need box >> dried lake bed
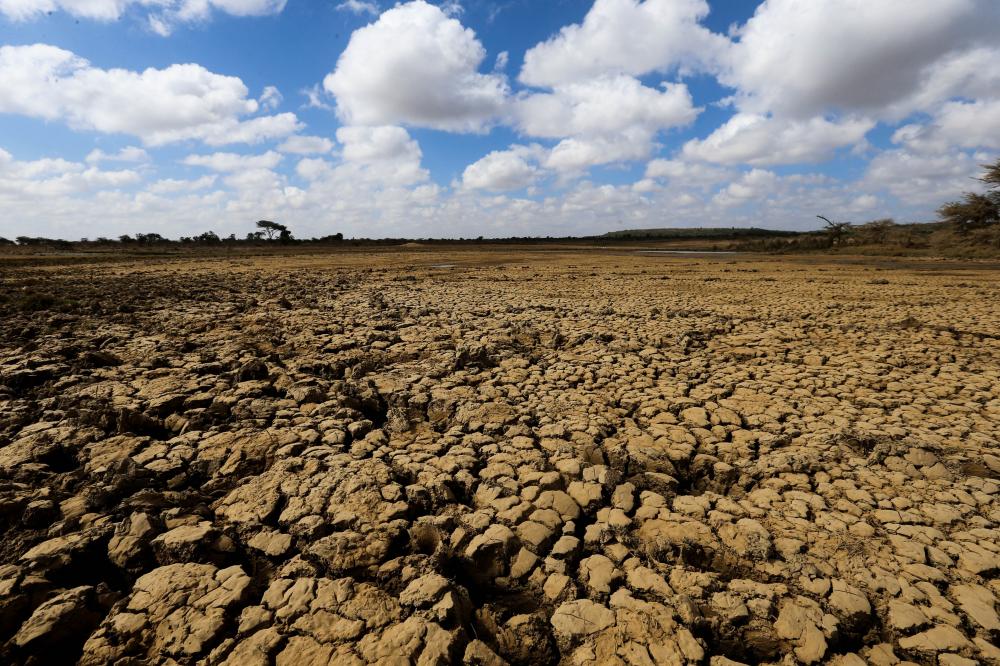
[1,248,998,665]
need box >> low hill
[599,227,800,240]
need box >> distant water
[633,250,738,255]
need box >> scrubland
[1,248,998,665]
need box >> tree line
[3,221,344,247]
[733,158,1000,253]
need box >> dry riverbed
[1,249,999,665]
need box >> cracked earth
[1,249,999,665]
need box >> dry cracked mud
[1,249,999,665]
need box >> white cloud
[462,146,540,191]
[891,46,1000,119]
[542,136,643,173]
[725,0,1000,119]
[514,76,699,171]
[259,85,282,110]
[336,0,378,15]
[439,0,461,17]
[223,166,284,191]
[0,140,964,241]
[148,174,218,194]
[893,99,1000,153]
[0,44,300,146]
[277,135,335,155]
[336,125,411,162]
[6,0,999,240]
[865,149,992,205]
[205,113,300,146]
[0,147,140,198]
[301,83,334,110]
[1,0,131,21]
[850,194,879,212]
[516,76,696,139]
[182,150,283,171]
[644,158,732,189]
[333,125,428,185]
[290,137,437,235]
[323,0,508,132]
[85,146,150,164]
[682,113,874,166]
[519,0,727,88]
[712,168,779,207]
[0,0,288,34]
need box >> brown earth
[1,248,998,665]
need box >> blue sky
[0,0,997,239]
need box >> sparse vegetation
[937,159,1000,242]
[600,226,797,240]
[857,218,895,244]
[817,215,853,247]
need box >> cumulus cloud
[461,146,541,191]
[332,125,428,186]
[277,135,335,155]
[7,0,1000,239]
[644,158,732,189]
[290,126,431,227]
[0,147,140,198]
[682,113,874,166]
[289,126,436,234]
[323,0,508,132]
[222,165,285,191]
[0,44,300,146]
[512,76,699,172]
[208,114,301,146]
[182,150,283,171]
[0,139,963,241]
[725,0,1000,119]
[865,149,993,205]
[712,168,779,207]
[85,146,150,164]
[519,0,727,88]
[542,135,648,173]
[516,76,697,140]
[148,174,218,194]
[0,0,287,34]
[892,99,1000,153]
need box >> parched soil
[0,249,998,666]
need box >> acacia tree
[256,220,288,241]
[135,233,166,244]
[858,218,895,244]
[938,159,1000,236]
[817,215,852,247]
